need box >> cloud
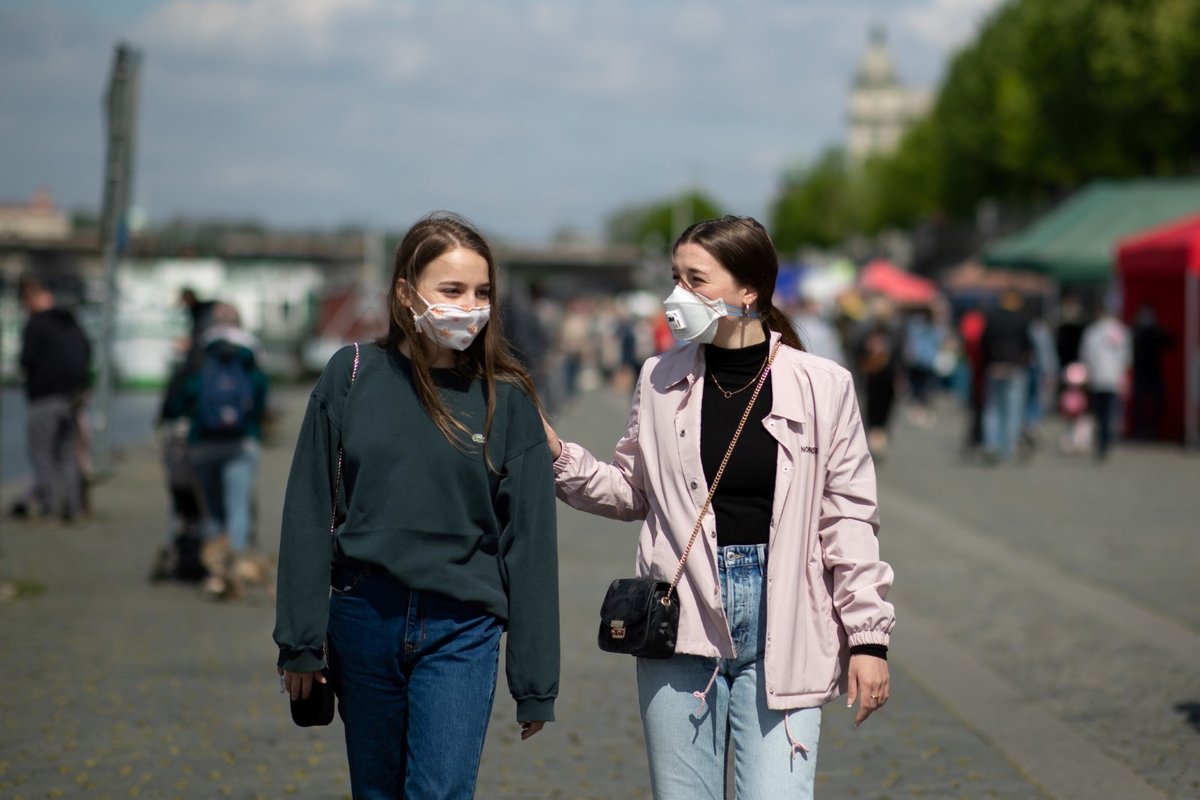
[2,0,999,241]
[136,0,381,62]
[901,0,1005,54]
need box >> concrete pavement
[1,382,1197,799]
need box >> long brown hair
[376,212,542,467]
[673,215,804,351]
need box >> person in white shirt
[1079,306,1131,460]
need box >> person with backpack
[182,302,269,598]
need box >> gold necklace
[709,356,769,399]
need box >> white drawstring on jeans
[783,710,809,759]
[691,662,721,712]
[691,663,810,762]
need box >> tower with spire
[846,25,930,162]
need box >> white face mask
[411,293,491,351]
[662,285,758,344]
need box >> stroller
[150,362,211,584]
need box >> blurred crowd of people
[9,271,1171,586]
[500,287,672,414]
[507,280,1170,467]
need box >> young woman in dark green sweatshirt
[274,213,559,799]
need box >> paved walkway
[1,383,1197,799]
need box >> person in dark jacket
[18,276,91,523]
[1055,296,1086,372]
[274,213,559,798]
[852,297,902,459]
[179,287,217,353]
[979,290,1033,463]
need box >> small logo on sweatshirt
[471,433,486,444]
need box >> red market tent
[1116,214,1200,446]
[857,259,939,307]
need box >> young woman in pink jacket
[544,216,895,799]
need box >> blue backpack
[195,353,255,436]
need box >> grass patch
[0,577,47,600]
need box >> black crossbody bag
[598,341,781,659]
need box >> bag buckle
[610,620,626,640]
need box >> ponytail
[761,304,804,351]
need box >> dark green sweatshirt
[273,343,559,721]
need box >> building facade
[0,190,71,240]
[847,26,931,162]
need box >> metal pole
[93,43,142,477]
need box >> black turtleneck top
[700,337,891,661]
[701,339,775,546]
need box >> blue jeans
[191,439,260,552]
[1025,365,1044,427]
[327,566,502,800]
[983,369,1028,461]
[637,544,822,799]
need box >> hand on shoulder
[540,413,562,460]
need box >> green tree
[768,148,869,253]
[862,118,943,232]
[837,0,1200,234]
[916,0,1200,215]
[605,190,725,254]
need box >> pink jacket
[554,331,894,710]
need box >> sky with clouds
[1,0,1004,245]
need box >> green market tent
[982,179,1200,284]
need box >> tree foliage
[929,0,1200,212]
[768,0,1200,250]
[605,190,726,254]
[769,149,867,254]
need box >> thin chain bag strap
[665,340,782,602]
[329,342,360,538]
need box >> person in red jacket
[958,305,987,455]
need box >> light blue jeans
[637,544,822,799]
[190,438,260,553]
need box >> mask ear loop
[727,298,760,320]
[403,286,427,324]
[410,291,435,317]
